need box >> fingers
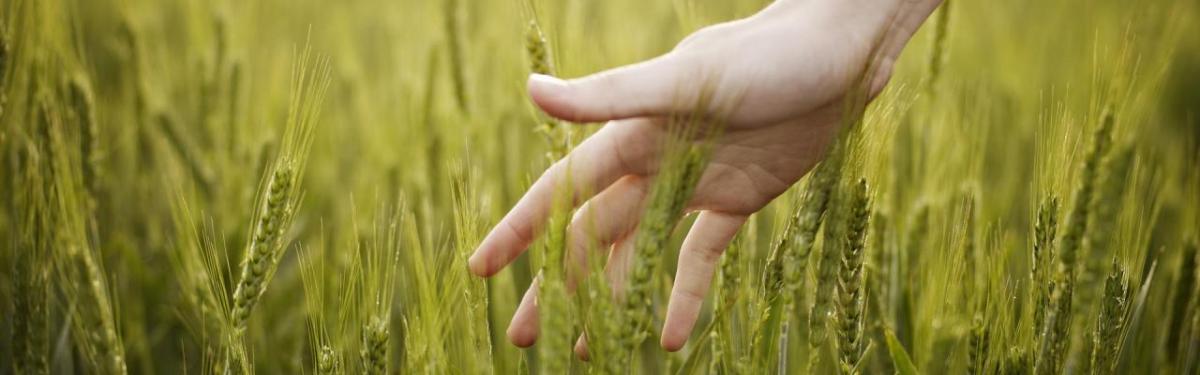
[566,175,649,290]
[574,335,590,361]
[469,120,660,277]
[527,53,694,123]
[508,276,540,347]
[605,232,638,299]
[661,211,747,351]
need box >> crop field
[1,0,1198,374]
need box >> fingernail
[528,73,568,92]
[574,336,590,361]
[467,252,485,276]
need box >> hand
[468,0,942,355]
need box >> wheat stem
[1088,262,1129,375]
[835,179,870,374]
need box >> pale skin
[468,0,944,357]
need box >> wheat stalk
[1031,107,1115,374]
[582,259,621,374]
[967,314,990,375]
[66,75,100,199]
[230,163,295,332]
[443,0,468,113]
[1181,240,1200,374]
[1034,267,1074,375]
[834,179,870,374]
[524,19,554,76]
[449,166,496,372]
[37,78,128,375]
[13,221,51,375]
[1088,261,1129,375]
[1032,196,1060,338]
[317,345,340,375]
[750,161,834,368]
[1086,145,1131,239]
[1058,107,1115,274]
[516,154,575,373]
[620,110,715,361]
[926,0,953,98]
[711,228,746,374]
[360,316,389,375]
[523,17,573,160]
[810,197,845,371]
[229,41,329,338]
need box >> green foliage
[0,0,1197,374]
[885,328,920,375]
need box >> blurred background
[1,0,1197,373]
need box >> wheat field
[1,0,1198,374]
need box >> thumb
[528,53,691,123]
